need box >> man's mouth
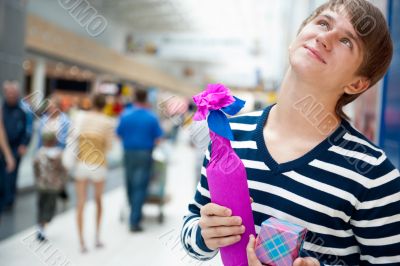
[304,45,327,64]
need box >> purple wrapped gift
[255,217,307,266]
[193,84,256,266]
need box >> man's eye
[341,38,353,48]
[318,20,329,29]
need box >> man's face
[289,10,364,94]
[3,83,20,106]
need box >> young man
[181,0,399,265]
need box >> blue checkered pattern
[255,217,308,265]
[264,234,291,260]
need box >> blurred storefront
[0,0,398,185]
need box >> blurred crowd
[0,80,194,253]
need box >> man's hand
[17,145,27,156]
[293,257,320,266]
[247,234,263,266]
[199,203,245,250]
[247,233,319,266]
[5,154,15,173]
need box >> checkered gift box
[255,217,307,266]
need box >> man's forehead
[318,10,358,34]
[3,82,19,92]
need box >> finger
[206,235,241,249]
[303,257,319,266]
[250,197,254,204]
[202,225,245,239]
[247,235,261,266]
[202,215,242,227]
[201,203,232,217]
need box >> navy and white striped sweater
[181,106,400,265]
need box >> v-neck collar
[253,105,348,174]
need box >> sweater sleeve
[350,157,400,265]
[181,146,219,261]
[20,105,33,146]
[58,114,70,149]
[116,115,124,138]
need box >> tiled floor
[0,130,223,266]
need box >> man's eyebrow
[321,14,334,23]
[344,29,360,49]
[320,13,360,50]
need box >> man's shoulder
[120,108,137,119]
[229,109,264,123]
[335,120,386,157]
[120,108,157,120]
[226,109,265,141]
[327,120,398,179]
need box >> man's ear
[343,78,370,95]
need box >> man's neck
[270,68,341,140]
[135,102,148,108]
[4,101,18,108]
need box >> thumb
[293,257,319,266]
[293,258,306,266]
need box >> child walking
[34,132,68,241]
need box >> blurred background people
[72,94,114,253]
[37,96,71,208]
[116,89,163,232]
[0,108,16,218]
[33,132,67,242]
[1,81,32,210]
[37,96,70,149]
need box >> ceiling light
[22,60,31,70]
[70,66,79,75]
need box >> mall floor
[0,129,223,266]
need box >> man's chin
[291,60,325,76]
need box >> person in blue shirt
[1,81,32,210]
[116,88,163,232]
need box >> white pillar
[31,57,46,105]
[92,76,102,94]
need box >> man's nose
[316,32,334,51]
